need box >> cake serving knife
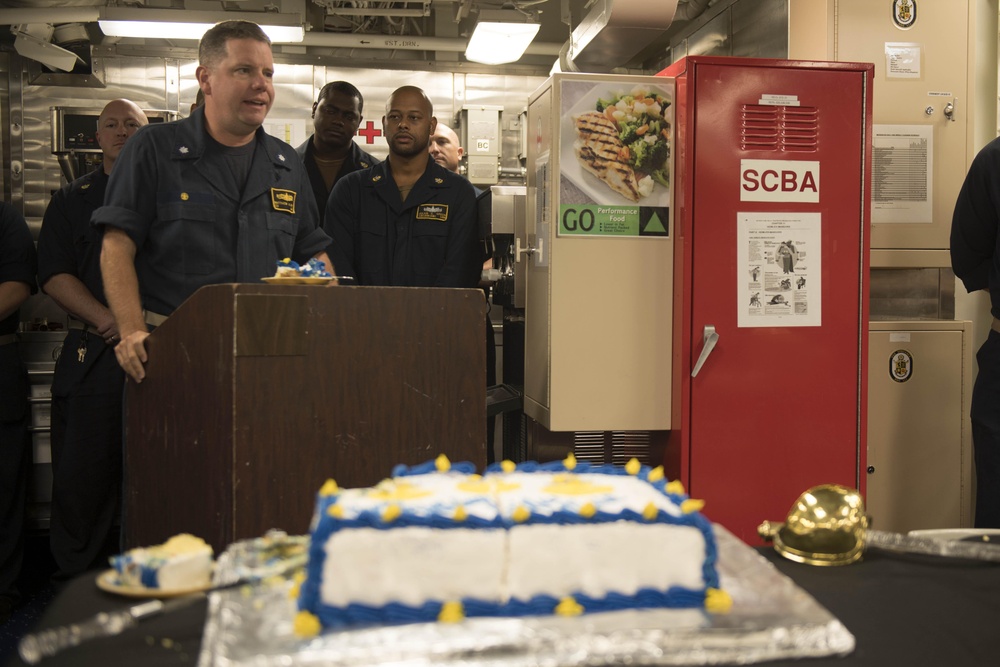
[19,531,309,663]
[18,592,207,664]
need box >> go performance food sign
[557,79,673,238]
[559,204,670,237]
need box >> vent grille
[572,431,653,466]
[741,105,818,152]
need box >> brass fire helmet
[770,484,870,566]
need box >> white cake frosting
[295,456,724,634]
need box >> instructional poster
[737,212,822,328]
[871,124,933,223]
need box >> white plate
[560,82,672,208]
[96,569,213,599]
[261,276,333,285]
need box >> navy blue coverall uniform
[295,137,379,223]
[324,157,481,288]
[951,135,1000,527]
[0,203,37,615]
[92,106,331,317]
[37,167,126,576]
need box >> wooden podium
[123,284,486,552]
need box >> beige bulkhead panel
[524,74,674,433]
[790,0,980,256]
[866,321,974,532]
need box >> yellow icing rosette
[625,458,641,476]
[705,588,733,614]
[293,610,321,637]
[438,600,465,623]
[555,596,584,616]
[681,498,706,514]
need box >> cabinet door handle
[691,325,719,377]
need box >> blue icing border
[299,459,721,621]
[111,554,167,589]
[311,586,708,629]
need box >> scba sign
[740,160,820,203]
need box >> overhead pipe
[301,30,562,56]
[674,0,712,22]
[0,6,562,58]
[325,7,429,18]
[0,9,100,24]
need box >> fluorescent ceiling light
[464,11,540,65]
[98,8,305,43]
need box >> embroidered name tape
[416,204,448,221]
[271,188,296,214]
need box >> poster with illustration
[557,78,672,238]
[737,212,822,328]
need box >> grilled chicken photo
[573,110,642,202]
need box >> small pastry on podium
[263,258,334,284]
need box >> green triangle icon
[644,211,667,234]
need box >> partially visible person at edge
[428,122,468,182]
[324,85,480,289]
[429,122,498,462]
[94,20,333,384]
[951,135,1000,528]
[0,203,38,624]
[37,99,147,581]
[296,81,379,222]
[429,122,495,272]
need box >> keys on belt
[77,330,88,362]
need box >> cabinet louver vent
[573,431,652,466]
[741,105,819,152]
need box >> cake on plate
[273,257,332,278]
[294,455,726,634]
[110,533,213,590]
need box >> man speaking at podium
[94,21,332,384]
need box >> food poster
[737,212,822,328]
[557,78,672,238]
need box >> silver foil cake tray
[197,526,854,666]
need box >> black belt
[0,333,16,346]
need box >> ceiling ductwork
[565,0,683,71]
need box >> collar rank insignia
[360,161,370,168]
[180,192,189,201]
[81,183,90,190]
[434,178,444,184]
[416,203,448,221]
[179,146,189,154]
[372,175,382,182]
[278,154,286,162]
[271,188,296,214]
